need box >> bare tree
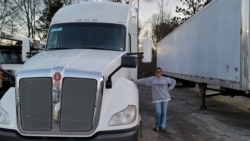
[150,0,174,42]
[173,0,212,25]
[13,0,42,38]
[37,0,65,40]
[158,0,167,24]
[0,0,19,32]
[62,0,76,5]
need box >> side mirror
[142,39,152,63]
[106,55,137,88]
[121,55,137,68]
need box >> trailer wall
[157,0,245,90]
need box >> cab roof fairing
[50,2,134,26]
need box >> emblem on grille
[54,72,61,81]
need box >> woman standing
[132,67,176,132]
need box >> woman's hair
[156,67,162,71]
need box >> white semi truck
[157,0,250,109]
[0,2,151,141]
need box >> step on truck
[0,31,45,97]
[0,2,152,141]
[157,0,250,109]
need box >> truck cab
[0,2,151,141]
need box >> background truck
[0,31,45,96]
[157,0,250,109]
[0,2,151,141]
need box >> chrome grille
[61,78,97,132]
[17,73,102,136]
[19,78,52,131]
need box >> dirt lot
[138,84,250,141]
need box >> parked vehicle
[157,0,250,109]
[0,31,45,96]
[0,2,151,141]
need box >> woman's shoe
[160,128,166,132]
[154,127,159,132]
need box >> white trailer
[0,2,151,141]
[157,0,250,109]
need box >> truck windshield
[46,23,126,51]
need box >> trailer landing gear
[198,83,207,110]
[198,83,221,110]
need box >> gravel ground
[138,84,250,141]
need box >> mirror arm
[126,52,143,59]
[106,65,122,89]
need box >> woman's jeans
[154,101,169,129]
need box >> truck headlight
[0,103,9,125]
[109,105,136,126]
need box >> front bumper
[0,126,139,141]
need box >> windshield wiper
[84,47,108,50]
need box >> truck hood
[20,49,124,74]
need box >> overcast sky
[85,0,182,23]
[139,0,181,23]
